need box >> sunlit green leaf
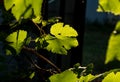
[44,34,78,55]
[4,0,14,10]
[6,30,27,55]
[11,0,33,20]
[79,74,95,82]
[45,35,67,55]
[49,70,78,82]
[49,70,95,82]
[103,68,120,77]
[105,21,120,63]
[38,23,78,55]
[97,0,120,15]
[50,23,78,37]
[32,0,43,17]
[102,72,120,82]
[4,0,43,21]
[102,72,115,82]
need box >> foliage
[0,0,79,81]
[3,0,78,56]
[1,0,120,82]
[36,23,78,55]
[97,0,120,15]
[97,0,120,82]
[49,70,95,82]
[102,72,120,82]
[4,0,43,21]
[49,63,95,82]
[98,0,120,63]
[5,30,27,55]
[105,21,120,63]
[49,0,120,81]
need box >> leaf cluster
[0,0,79,81]
[1,0,120,82]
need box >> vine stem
[24,53,56,75]
[31,20,46,35]
[22,46,61,73]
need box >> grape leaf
[44,35,78,55]
[97,0,120,15]
[32,0,43,17]
[6,30,27,55]
[45,35,67,55]
[42,23,78,55]
[4,0,43,21]
[49,70,95,82]
[4,0,14,10]
[79,74,95,82]
[49,70,78,82]
[50,23,78,37]
[102,72,120,82]
[105,21,120,63]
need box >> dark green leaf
[25,37,31,45]
[73,63,83,78]
[85,63,94,75]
